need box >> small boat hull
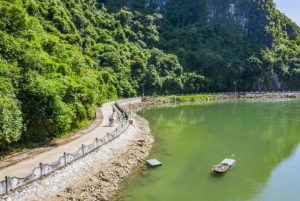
[212,164,230,173]
[212,158,236,173]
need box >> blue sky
[273,0,300,26]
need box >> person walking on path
[121,111,126,120]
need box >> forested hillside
[0,0,184,148]
[104,0,300,91]
[0,0,299,149]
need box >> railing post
[40,163,44,177]
[95,138,98,147]
[64,152,68,165]
[82,144,85,155]
[5,176,10,193]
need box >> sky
[273,0,300,26]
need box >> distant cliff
[102,0,300,91]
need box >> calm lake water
[111,99,300,201]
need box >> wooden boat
[212,158,236,173]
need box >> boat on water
[212,158,236,173]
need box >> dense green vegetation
[0,0,299,152]
[104,0,300,91]
[0,0,199,151]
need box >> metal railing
[0,100,133,195]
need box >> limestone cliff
[101,0,299,91]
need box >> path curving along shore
[0,99,154,201]
[0,115,152,201]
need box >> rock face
[207,0,251,28]
[144,0,168,12]
[249,73,285,91]
[124,0,271,43]
[205,0,276,46]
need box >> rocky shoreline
[51,115,153,201]
[0,113,153,201]
[129,93,300,110]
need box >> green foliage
[0,0,299,151]
[0,2,29,35]
[0,60,23,147]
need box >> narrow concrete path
[0,101,123,181]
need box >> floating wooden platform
[146,159,162,167]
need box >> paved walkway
[0,101,128,181]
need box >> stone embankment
[132,93,300,108]
[0,115,153,201]
[115,93,299,116]
[53,116,153,201]
[231,92,299,99]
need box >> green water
[112,99,300,201]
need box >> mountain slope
[104,0,300,91]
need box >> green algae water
[112,99,300,201]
